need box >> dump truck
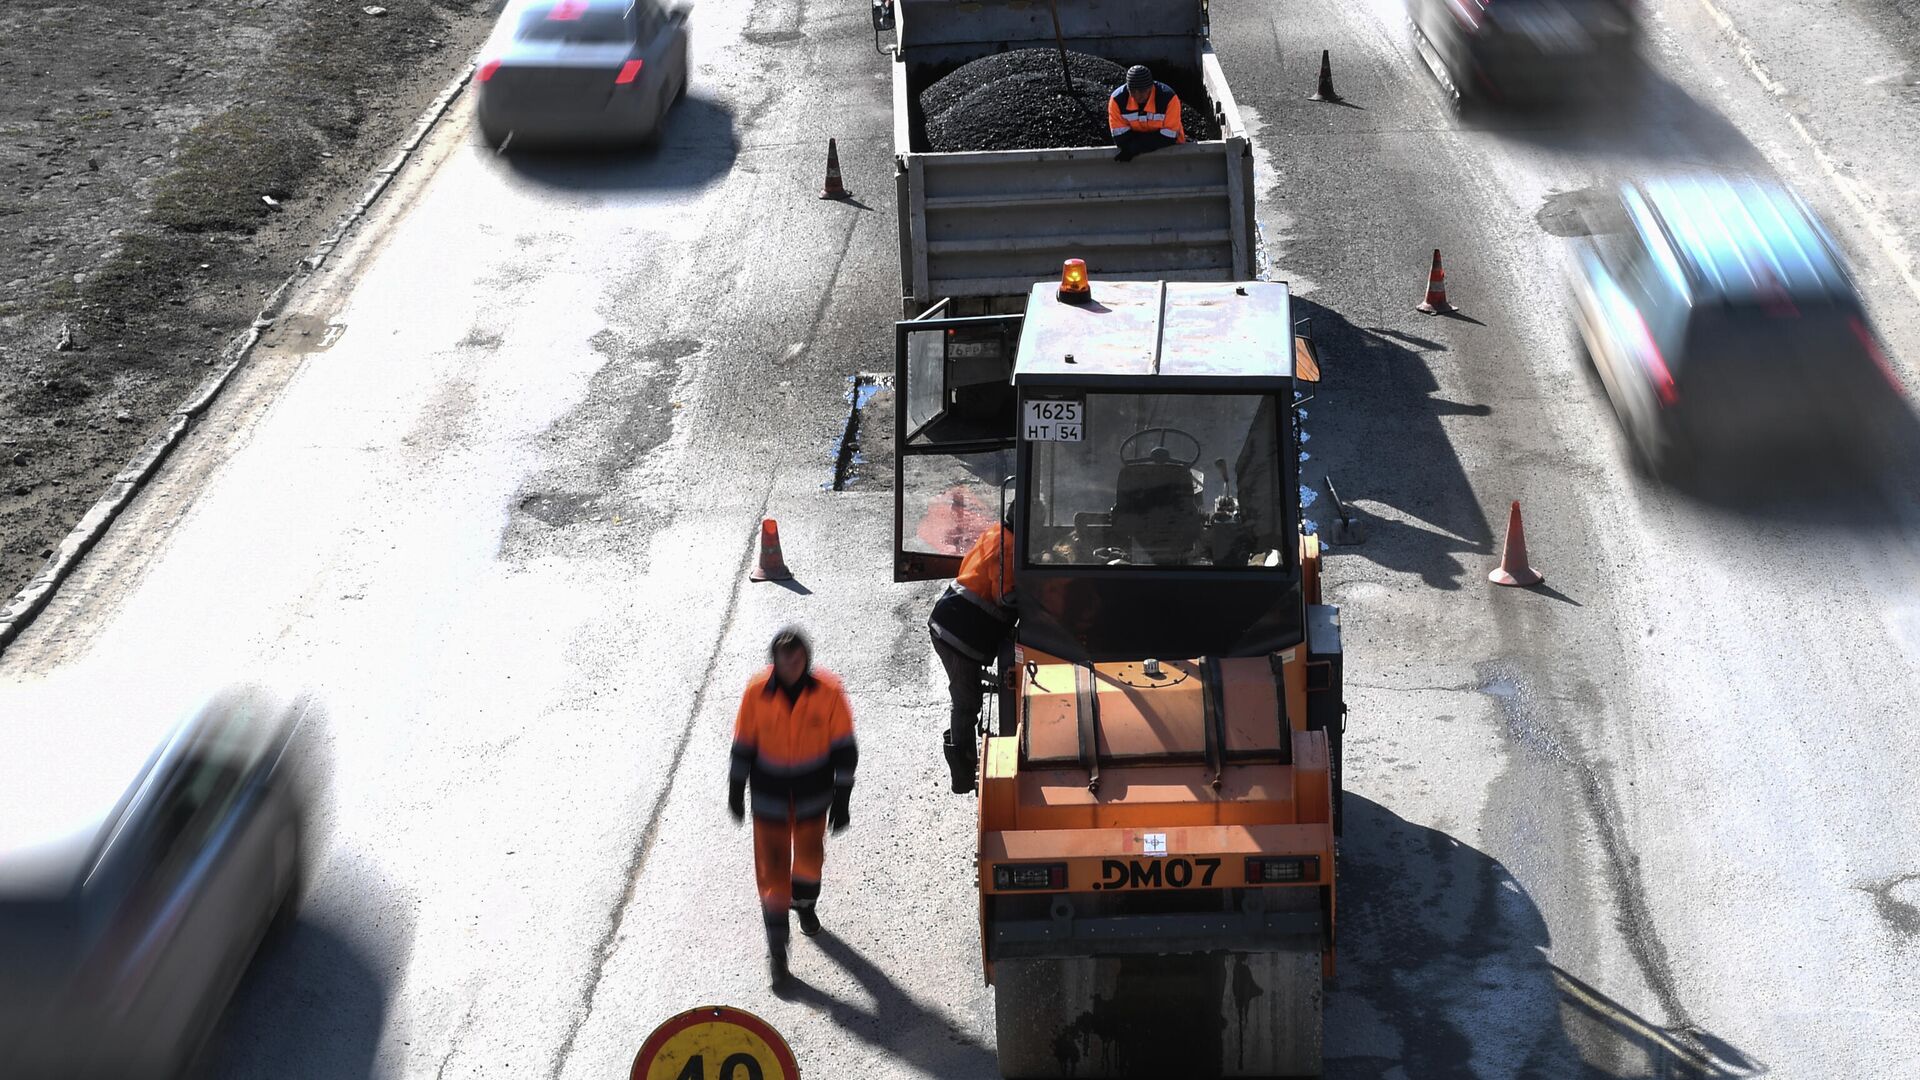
[881,0,1258,316]
[893,267,1345,1077]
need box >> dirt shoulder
[0,0,496,602]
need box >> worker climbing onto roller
[729,628,857,985]
[1109,64,1187,161]
[928,508,1017,795]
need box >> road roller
[894,268,1346,1077]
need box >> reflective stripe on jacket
[1107,82,1187,142]
[731,667,857,821]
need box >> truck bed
[889,0,1257,315]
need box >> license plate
[1091,856,1222,890]
[1023,397,1083,442]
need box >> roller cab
[896,275,1346,1078]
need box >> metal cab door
[893,312,1022,581]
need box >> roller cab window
[1024,391,1288,569]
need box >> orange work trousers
[752,811,825,942]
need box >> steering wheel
[1118,427,1202,467]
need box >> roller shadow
[777,929,999,1077]
[496,95,739,192]
[1329,794,1758,1078]
[1296,298,1494,589]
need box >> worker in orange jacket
[729,628,857,985]
[928,514,1016,795]
[1108,64,1187,162]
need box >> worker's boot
[943,731,977,795]
[765,913,791,985]
[796,904,821,938]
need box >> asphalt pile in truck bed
[921,49,1217,153]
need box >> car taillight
[992,863,1066,890]
[1628,309,1677,406]
[1245,856,1321,884]
[616,59,644,84]
[1851,316,1903,393]
[547,0,588,20]
[477,59,502,83]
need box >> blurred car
[475,0,692,149]
[0,683,313,1079]
[1568,173,1905,478]
[1409,0,1637,107]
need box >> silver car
[475,0,692,148]
[0,682,314,1079]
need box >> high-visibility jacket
[956,523,1015,607]
[930,525,1016,663]
[731,668,857,821]
[1108,82,1187,143]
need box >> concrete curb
[0,64,476,655]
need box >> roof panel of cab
[1012,280,1295,385]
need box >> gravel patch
[0,0,495,601]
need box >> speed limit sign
[630,1006,799,1080]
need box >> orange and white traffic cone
[1416,248,1456,316]
[1488,501,1543,587]
[819,139,851,200]
[1308,50,1341,103]
[750,518,794,581]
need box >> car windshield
[516,2,632,43]
[1025,391,1289,568]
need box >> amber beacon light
[1057,258,1092,304]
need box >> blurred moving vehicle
[0,683,314,1079]
[1409,0,1638,107]
[475,0,692,149]
[1568,173,1905,478]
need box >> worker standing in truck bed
[1109,64,1187,161]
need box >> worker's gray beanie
[1126,65,1153,92]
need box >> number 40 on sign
[631,1006,799,1080]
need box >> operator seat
[1109,448,1205,563]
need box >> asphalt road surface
[4,0,1919,1077]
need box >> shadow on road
[778,929,999,1077]
[1461,54,1766,176]
[496,95,739,192]
[1330,794,1759,1079]
[202,867,416,1080]
[1295,298,1494,590]
[1655,402,1920,536]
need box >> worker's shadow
[776,931,998,1075]
[1329,794,1760,1078]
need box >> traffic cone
[1416,248,1455,316]
[750,518,793,582]
[1308,50,1341,103]
[819,139,850,200]
[1488,501,1543,587]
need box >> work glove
[728,779,746,824]
[829,786,852,834]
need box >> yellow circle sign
[631,1006,798,1080]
